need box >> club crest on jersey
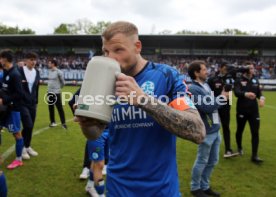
[92,152,99,159]
[252,79,257,84]
[5,76,9,81]
[141,81,155,96]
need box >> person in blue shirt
[69,88,109,197]
[0,157,7,197]
[0,63,4,134]
[75,21,205,197]
[0,49,24,170]
[85,129,109,197]
[188,61,229,197]
[0,73,7,195]
[0,63,3,87]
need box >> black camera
[226,64,250,78]
[218,63,249,92]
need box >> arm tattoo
[138,95,206,144]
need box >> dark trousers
[21,105,37,148]
[47,93,66,124]
[83,141,91,168]
[218,106,231,152]
[236,111,260,157]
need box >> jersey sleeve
[166,68,196,111]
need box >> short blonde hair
[102,21,138,40]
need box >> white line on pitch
[1,118,74,161]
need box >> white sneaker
[224,150,239,158]
[80,167,90,180]
[85,180,99,197]
[49,122,57,127]
[26,147,38,156]
[22,148,30,160]
[102,165,107,175]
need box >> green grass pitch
[1,85,276,197]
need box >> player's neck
[128,56,147,77]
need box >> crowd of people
[14,53,276,80]
[16,55,90,70]
[154,56,276,79]
[0,21,269,197]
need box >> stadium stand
[0,34,276,85]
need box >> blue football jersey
[106,62,191,197]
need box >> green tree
[53,23,78,34]
[176,29,209,35]
[217,28,248,35]
[0,23,35,34]
[159,29,172,35]
[176,28,250,35]
[87,21,111,34]
[53,19,111,35]
[19,28,35,34]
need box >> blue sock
[94,180,105,195]
[0,173,8,197]
[15,138,24,158]
[89,170,94,181]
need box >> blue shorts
[0,111,21,133]
[87,129,109,162]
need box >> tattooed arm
[115,73,205,144]
[138,95,206,144]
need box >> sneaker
[238,149,244,156]
[85,181,99,197]
[62,124,68,130]
[251,156,264,164]
[191,189,208,197]
[203,188,220,197]
[102,165,107,175]
[80,167,90,180]
[223,150,240,158]
[22,148,30,160]
[7,160,23,169]
[26,147,38,156]
[49,122,57,127]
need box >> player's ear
[134,40,142,54]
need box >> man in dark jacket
[208,62,238,158]
[18,52,40,160]
[234,62,265,164]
